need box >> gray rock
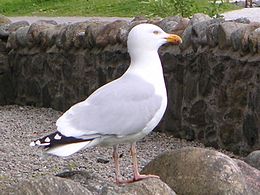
[0,21,29,45]
[0,15,11,25]
[234,159,260,195]
[99,178,176,195]
[234,17,251,24]
[27,22,57,46]
[188,100,207,126]
[161,18,189,38]
[142,147,250,195]
[189,13,211,25]
[131,16,149,22]
[8,21,30,32]
[95,20,129,47]
[230,24,249,51]
[0,38,7,52]
[58,171,175,195]
[61,22,92,50]
[0,25,9,39]
[82,21,109,48]
[38,24,66,49]
[33,19,58,25]
[230,23,260,53]
[160,20,179,33]
[206,23,220,47]
[0,47,14,105]
[56,171,105,193]
[243,114,259,147]
[218,22,248,49]
[179,25,192,51]
[3,175,91,195]
[159,16,189,35]
[3,171,176,195]
[6,31,17,49]
[57,171,176,195]
[219,122,242,151]
[55,25,68,49]
[191,18,224,50]
[245,150,260,170]
[15,26,30,48]
[249,27,260,53]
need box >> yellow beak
[166,34,182,45]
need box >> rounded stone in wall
[245,150,260,170]
[243,114,258,147]
[0,14,11,25]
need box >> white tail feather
[46,141,91,157]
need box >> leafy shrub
[142,0,238,18]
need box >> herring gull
[30,23,182,183]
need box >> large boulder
[3,171,176,195]
[56,171,176,195]
[3,176,91,195]
[234,159,260,195]
[142,147,255,195]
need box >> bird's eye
[153,30,160,35]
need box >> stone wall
[0,14,259,155]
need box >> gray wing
[56,74,162,137]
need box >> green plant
[202,0,237,17]
[142,0,239,18]
[142,0,201,17]
[172,0,199,17]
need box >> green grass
[0,0,240,18]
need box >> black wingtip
[30,131,88,148]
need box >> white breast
[99,51,168,145]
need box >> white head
[127,23,182,53]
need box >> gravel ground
[0,105,208,191]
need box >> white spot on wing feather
[35,139,50,146]
[45,137,50,142]
[54,134,62,140]
[35,140,41,145]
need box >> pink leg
[130,142,159,182]
[113,145,122,184]
[113,143,159,184]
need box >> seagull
[30,23,182,184]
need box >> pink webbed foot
[113,142,160,185]
[132,173,159,182]
[116,173,160,184]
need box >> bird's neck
[127,50,163,78]
[125,50,166,97]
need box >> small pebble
[96,158,110,164]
